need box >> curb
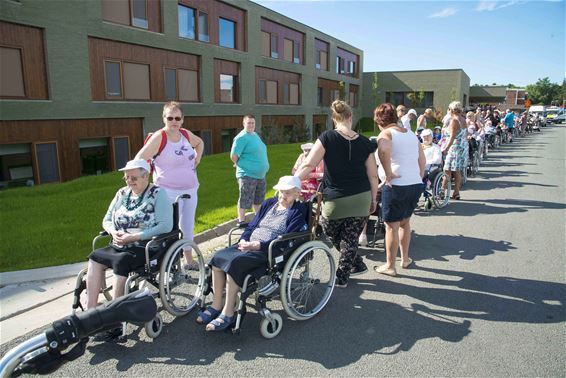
[0,214,253,288]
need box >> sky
[254,0,565,87]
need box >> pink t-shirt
[153,137,198,190]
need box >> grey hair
[448,101,463,113]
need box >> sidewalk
[0,216,248,345]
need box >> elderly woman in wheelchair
[197,176,308,332]
[86,159,173,313]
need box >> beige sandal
[374,264,397,277]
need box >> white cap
[421,129,432,137]
[300,142,314,151]
[119,159,150,173]
[408,109,418,117]
[273,175,302,191]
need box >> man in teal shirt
[503,109,515,143]
[230,115,270,224]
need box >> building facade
[361,69,470,123]
[469,85,528,111]
[0,0,362,187]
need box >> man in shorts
[230,115,270,224]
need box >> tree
[525,77,562,105]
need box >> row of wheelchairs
[0,194,337,376]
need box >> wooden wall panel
[314,38,329,52]
[89,37,199,101]
[261,18,304,64]
[317,78,340,106]
[179,0,246,51]
[0,118,143,182]
[185,115,243,154]
[147,0,162,32]
[0,21,48,99]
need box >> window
[293,41,300,64]
[221,129,236,152]
[113,137,130,170]
[0,144,33,188]
[178,5,195,39]
[259,80,266,103]
[348,61,355,75]
[198,12,209,42]
[104,61,122,98]
[261,31,270,57]
[393,92,404,106]
[266,80,277,104]
[164,68,198,102]
[290,83,299,105]
[0,47,25,97]
[164,68,177,100]
[123,62,150,100]
[425,92,434,107]
[259,80,277,104]
[284,39,293,62]
[220,74,236,103]
[336,56,343,74]
[35,142,60,183]
[270,34,278,58]
[80,138,110,176]
[349,91,357,107]
[317,87,323,106]
[219,18,235,49]
[178,69,198,101]
[193,130,212,155]
[331,89,340,102]
[131,0,148,29]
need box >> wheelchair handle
[175,194,191,202]
[0,290,156,378]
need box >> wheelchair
[198,194,336,339]
[71,195,206,340]
[422,164,450,211]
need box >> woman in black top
[295,100,379,287]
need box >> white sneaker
[358,233,368,246]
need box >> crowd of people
[87,99,535,337]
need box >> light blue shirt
[230,130,269,179]
[504,113,515,128]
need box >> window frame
[270,34,278,58]
[293,40,300,64]
[0,45,26,99]
[130,0,149,29]
[178,4,196,40]
[32,141,61,185]
[218,17,236,49]
[177,68,200,103]
[111,135,131,171]
[163,67,178,101]
[122,60,151,100]
[198,10,210,42]
[103,59,123,99]
[219,73,238,103]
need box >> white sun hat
[273,175,302,191]
[119,159,150,173]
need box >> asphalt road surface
[2,125,565,377]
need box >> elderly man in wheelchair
[421,130,450,210]
[198,176,335,338]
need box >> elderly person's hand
[238,240,261,251]
[112,231,140,246]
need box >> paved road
[2,126,565,376]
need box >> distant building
[361,69,471,122]
[469,86,527,111]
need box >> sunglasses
[165,116,183,121]
[123,175,141,182]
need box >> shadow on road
[84,279,471,370]
[377,266,565,324]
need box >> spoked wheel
[159,239,205,317]
[280,241,336,321]
[461,166,468,186]
[431,171,450,209]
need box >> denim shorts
[381,183,423,222]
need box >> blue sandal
[196,306,221,325]
[206,313,235,332]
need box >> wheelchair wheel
[431,171,450,209]
[259,313,283,339]
[144,313,163,339]
[159,239,205,317]
[280,240,336,321]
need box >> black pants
[320,216,367,282]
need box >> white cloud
[429,7,459,18]
[476,1,524,12]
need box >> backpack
[144,128,191,173]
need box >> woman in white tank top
[373,103,426,277]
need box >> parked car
[551,111,565,124]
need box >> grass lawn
[0,142,304,272]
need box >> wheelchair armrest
[99,231,109,237]
[268,231,312,268]
[150,230,181,243]
[228,224,248,246]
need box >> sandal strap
[197,306,220,323]
[209,314,234,330]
